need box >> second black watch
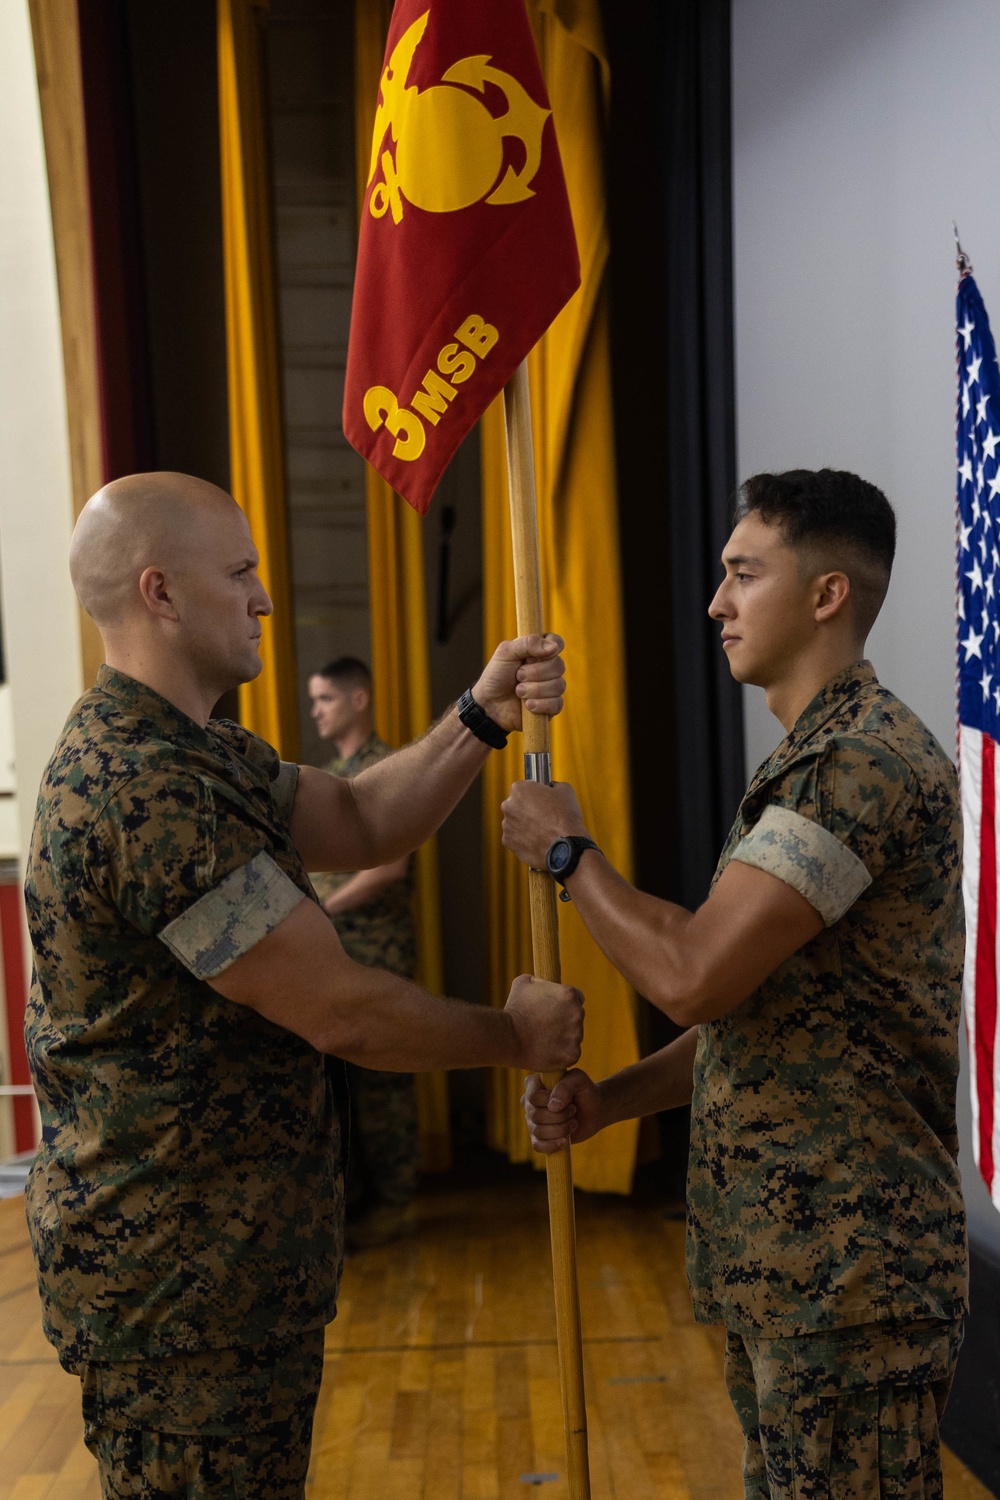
[545,835,600,900]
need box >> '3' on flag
[957,268,1000,1210]
[343,0,580,515]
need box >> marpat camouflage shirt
[24,667,345,1370]
[310,734,416,979]
[687,662,968,1336]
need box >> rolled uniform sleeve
[160,850,304,979]
[271,760,299,823]
[85,768,307,980]
[729,734,920,926]
[731,804,870,925]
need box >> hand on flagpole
[471,633,565,730]
[501,779,589,869]
[522,1069,606,1153]
[502,974,584,1072]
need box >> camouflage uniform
[724,1320,962,1500]
[687,662,968,1497]
[80,1331,324,1499]
[24,666,345,1496]
[312,734,419,1216]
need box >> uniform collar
[96,664,213,750]
[788,660,878,744]
[332,731,380,773]
[747,660,879,794]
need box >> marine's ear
[138,566,180,622]
[813,570,850,624]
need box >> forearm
[348,708,489,861]
[563,856,700,1023]
[295,635,564,871]
[290,717,488,871]
[598,1027,698,1123]
[562,853,825,1026]
[312,963,517,1071]
[523,1027,697,1153]
[211,896,581,1075]
[322,860,407,915]
[214,922,516,1069]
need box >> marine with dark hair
[504,468,967,1499]
[307,657,420,1250]
[313,655,372,695]
[736,466,897,637]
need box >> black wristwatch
[545,835,600,901]
[457,688,508,750]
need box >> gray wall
[732,0,1000,1252]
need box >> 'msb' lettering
[361,316,498,466]
[412,370,457,426]
[437,343,476,385]
[456,316,499,358]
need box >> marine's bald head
[70,472,240,629]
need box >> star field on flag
[957,268,1000,1209]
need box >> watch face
[548,838,573,874]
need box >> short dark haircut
[312,656,372,693]
[734,468,896,637]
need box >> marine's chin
[719,645,747,682]
[239,652,265,684]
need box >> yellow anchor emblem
[368,11,551,223]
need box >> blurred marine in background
[308,657,420,1250]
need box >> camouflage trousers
[80,1330,325,1499]
[724,1318,963,1499]
[345,1061,419,1209]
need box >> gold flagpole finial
[954,222,973,277]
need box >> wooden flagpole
[502,359,591,1500]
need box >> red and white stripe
[961,722,1000,1206]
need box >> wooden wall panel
[28,0,105,689]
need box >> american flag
[957,267,1000,1209]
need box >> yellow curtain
[355,0,450,1171]
[218,0,299,760]
[482,0,639,1194]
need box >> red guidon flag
[343,0,580,515]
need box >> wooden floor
[0,1162,993,1499]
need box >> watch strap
[547,835,600,886]
[457,688,508,750]
[551,835,600,902]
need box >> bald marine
[69,471,273,724]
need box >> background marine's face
[308,676,367,743]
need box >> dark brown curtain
[604,0,741,1192]
[606,0,743,918]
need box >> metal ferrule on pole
[524,751,552,785]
